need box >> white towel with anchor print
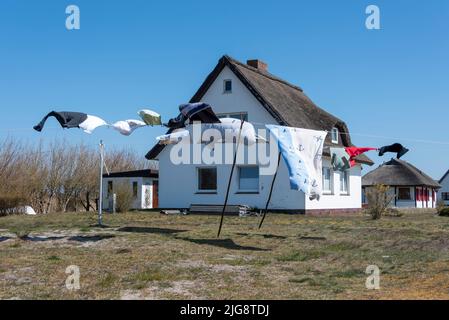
[266,125,327,201]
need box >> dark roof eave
[102,169,158,179]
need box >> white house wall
[363,185,436,209]
[157,143,305,210]
[306,161,362,210]
[102,177,156,210]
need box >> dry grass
[1,210,449,300]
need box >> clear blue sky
[1,0,448,179]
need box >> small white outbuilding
[102,169,159,210]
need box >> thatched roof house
[146,55,374,213]
[362,158,441,209]
[146,55,373,165]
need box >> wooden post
[259,152,282,229]
[217,120,245,238]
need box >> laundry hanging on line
[345,147,378,167]
[166,103,221,129]
[33,111,108,134]
[111,119,148,136]
[156,129,190,145]
[266,125,327,201]
[191,118,257,147]
[138,109,162,126]
[378,143,409,159]
[330,147,351,171]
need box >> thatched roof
[362,159,441,188]
[146,55,373,165]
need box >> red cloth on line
[345,147,377,167]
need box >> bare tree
[0,138,148,215]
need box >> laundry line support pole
[217,120,245,238]
[98,140,105,227]
[259,152,282,229]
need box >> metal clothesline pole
[98,140,104,227]
[259,152,282,229]
[217,119,245,238]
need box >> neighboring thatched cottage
[362,159,441,209]
[146,55,374,214]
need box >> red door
[152,181,159,208]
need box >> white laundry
[156,129,190,145]
[266,125,327,201]
[190,118,257,147]
[111,119,147,136]
[79,115,108,134]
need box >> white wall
[156,65,363,211]
[102,177,157,210]
[306,161,362,210]
[157,143,305,210]
[363,186,437,209]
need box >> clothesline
[1,121,449,146]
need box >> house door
[152,181,159,208]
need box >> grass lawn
[1,210,449,300]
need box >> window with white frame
[322,167,333,194]
[223,79,232,93]
[340,171,349,194]
[442,192,449,201]
[331,127,339,144]
[197,167,217,192]
[238,166,259,192]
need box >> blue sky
[0,0,448,179]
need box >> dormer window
[331,127,339,144]
[223,79,232,93]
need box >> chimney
[247,59,268,72]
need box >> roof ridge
[224,55,304,92]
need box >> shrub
[0,194,27,216]
[114,181,134,213]
[436,200,447,215]
[365,184,396,220]
[438,207,449,217]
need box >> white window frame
[331,127,339,144]
[237,166,259,193]
[322,167,333,195]
[197,167,217,193]
[223,79,232,94]
[340,171,350,195]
